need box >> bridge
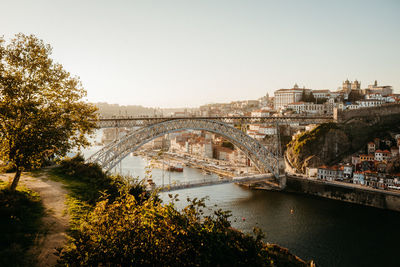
[88,116,332,189]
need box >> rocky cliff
[286,115,400,173]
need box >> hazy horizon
[2,0,399,108]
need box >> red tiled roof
[288,102,306,105]
[312,90,330,93]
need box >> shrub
[57,194,285,266]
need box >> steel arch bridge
[87,118,282,178]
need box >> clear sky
[1,0,399,107]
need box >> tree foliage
[221,140,235,150]
[347,90,363,102]
[58,194,279,266]
[300,90,316,103]
[0,34,97,190]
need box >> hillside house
[353,172,365,185]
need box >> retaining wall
[285,176,400,212]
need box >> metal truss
[88,118,282,177]
[95,115,333,128]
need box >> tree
[347,90,363,102]
[0,34,97,190]
[300,90,316,103]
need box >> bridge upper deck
[95,115,333,128]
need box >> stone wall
[285,176,400,212]
[334,103,400,123]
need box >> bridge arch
[87,119,280,177]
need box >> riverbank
[281,175,400,211]
[135,150,258,178]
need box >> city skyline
[2,0,399,107]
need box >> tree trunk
[10,169,22,191]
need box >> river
[82,139,400,266]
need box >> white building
[355,99,385,108]
[374,150,391,162]
[366,80,393,96]
[274,84,311,110]
[247,130,265,140]
[353,172,365,185]
[286,102,325,114]
[251,109,271,117]
[312,89,331,99]
[258,126,277,135]
[317,166,344,181]
[247,125,277,139]
[343,164,353,179]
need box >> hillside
[94,102,199,118]
[286,116,400,173]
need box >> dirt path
[0,171,69,266]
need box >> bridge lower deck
[153,174,277,192]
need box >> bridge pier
[279,174,287,189]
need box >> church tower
[342,79,351,93]
[351,80,361,90]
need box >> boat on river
[167,164,183,172]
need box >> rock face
[287,123,350,172]
[286,115,400,173]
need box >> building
[342,79,361,94]
[367,142,376,154]
[286,102,325,114]
[191,139,213,159]
[343,164,353,179]
[317,165,343,181]
[247,130,266,140]
[258,125,277,135]
[375,150,390,162]
[352,156,361,166]
[391,147,399,157]
[306,167,318,178]
[355,99,385,108]
[273,84,311,110]
[365,80,393,96]
[353,172,365,185]
[359,154,375,162]
[214,146,234,161]
[247,124,277,140]
[312,89,331,100]
[251,109,271,117]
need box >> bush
[55,154,123,204]
[58,194,283,266]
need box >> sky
[1,0,399,107]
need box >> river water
[82,138,400,267]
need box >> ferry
[167,164,183,172]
